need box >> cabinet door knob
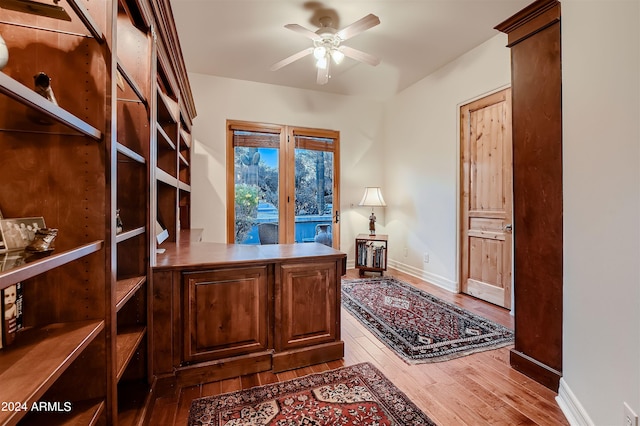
[504,224,513,232]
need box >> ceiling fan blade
[284,23,322,41]
[317,63,329,85]
[338,45,381,66]
[336,13,380,41]
[270,47,313,71]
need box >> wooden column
[495,0,563,391]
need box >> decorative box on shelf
[355,234,387,276]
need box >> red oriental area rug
[188,363,435,426]
[342,277,514,364]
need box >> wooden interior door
[460,88,513,308]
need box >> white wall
[558,1,640,424]
[381,34,512,290]
[189,74,386,258]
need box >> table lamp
[359,187,386,235]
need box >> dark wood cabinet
[495,0,563,391]
[151,242,346,387]
[272,261,343,372]
[276,261,338,350]
[183,266,270,363]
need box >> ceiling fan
[271,13,381,85]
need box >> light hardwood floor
[148,268,569,425]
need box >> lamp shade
[359,187,386,207]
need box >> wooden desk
[151,242,346,387]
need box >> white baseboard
[556,377,594,426]
[346,259,457,293]
[387,259,458,293]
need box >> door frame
[457,85,514,311]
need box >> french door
[226,120,340,248]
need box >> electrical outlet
[423,252,429,263]
[625,402,638,426]
[403,247,408,257]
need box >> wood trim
[272,341,344,373]
[510,349,562,391]
[148,0,196,120]
[332,135,341,249]
[176,352,273,387]
[494,0,560,46]
[228,120,284,133]
[226,124,236,243]
[291,126,340,139]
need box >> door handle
[504,224,513,232]
[334,210,340,223]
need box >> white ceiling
[169,0,530,101]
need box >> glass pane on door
[294,146,334,246]
[233,133,279,244]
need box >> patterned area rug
[342,277,514,364]
[188,362,435,425]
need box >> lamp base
[368,211,377,236]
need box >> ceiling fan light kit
[272,13,381,85]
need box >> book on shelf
[2,282,23,347]
[357,240,386,269]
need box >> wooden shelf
[117,142,146,164]
[0,72,102,141]
[156,168,177,187]
[180,128,191,149]
[116,226,146,244]
[117,61,147,106]
[116,276,147,311]
[21,398,105,426]
[116,326,146,380]
[179,152,189,167]
[0,241,104,290]
[157,88,178,124]
[157,125,177,150]
[66,0,105,41]
[0,320,105,426]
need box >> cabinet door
[277,262,338,351]
[183,266,269,363]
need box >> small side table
[355,234,388,276]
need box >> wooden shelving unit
[151,37,194,261]
[0,1,110,423]
[114,1,152,422]
[355,234,388,276]
[0,0,195,423]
